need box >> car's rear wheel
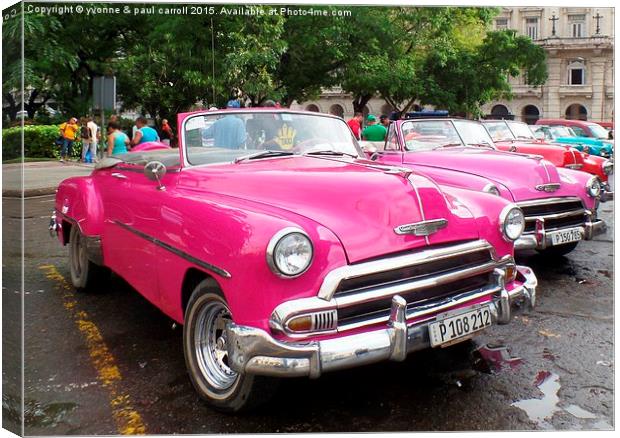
[183,280,277,412]
[536,241,579,257]
[69,226,107,291]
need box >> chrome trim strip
[317,240,495,300]
[407,174,430,245]
[113,220,231,278]
[535,183,561,192]
[393,218,448,236]
[517,196,583,208]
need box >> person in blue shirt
[202,99,246,149]
[132,117,160,146]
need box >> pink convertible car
[365,118,606,256]
[51,109,535,411]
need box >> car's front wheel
[183,280,277,412]
[536,241,579,257]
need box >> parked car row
[50,109,610,412]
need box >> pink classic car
[364,118,606,256]
[482,119,613,194]
[51,109,536,411]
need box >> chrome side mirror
[144,161,167,190]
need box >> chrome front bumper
[225,266,537,378]
[600,183,614,202]
[515,213,607,251]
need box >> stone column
[544,54,563,118]
[589,55,607,121]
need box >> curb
[3,187,57,198]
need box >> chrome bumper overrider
[601,184,614,202]
[225,266,537,378]
[515,212,607,251]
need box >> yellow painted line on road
[39,264,147,435]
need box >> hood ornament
[394,218,448,236]
[535,183,560,193]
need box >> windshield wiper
[303,150,358,158]
[441,143,464,148]
[234,150,295,163]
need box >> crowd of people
[57,115,174,163]
[346,112,390,142]
[57,101,390,163]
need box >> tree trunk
[352,94,372,114]
[3,93,18,122]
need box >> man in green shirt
[362,115,388,141]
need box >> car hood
[178,156,480,263]
[555,137,612,151]
[402,147,562,201]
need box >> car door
[98,163,165,306]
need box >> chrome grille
[518,197,586,233]
[312,310,337,331]
[331,243,498,331]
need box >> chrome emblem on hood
[394,218,448,236]
[535,183,561,192]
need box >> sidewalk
[2,160,95,197]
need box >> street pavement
[1,166,615,433]
[2,161,94,197]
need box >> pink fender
[55,176,104,241]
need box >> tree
[419,30,548,116]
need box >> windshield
[453,120,496,148]
[548,126,574,138]
[183,111,361,165]
[507,121,536,140]
[401,120,464,151]
[588,124,609,139]
[484,122,515,141]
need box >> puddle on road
[512,371,561,428]
[512,371,608,429]
[24,398,78,428]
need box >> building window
[496,18,508,30]
[525,17,539,40]
[568,60,586,85]
[568,14,586,37]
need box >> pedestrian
[58,117,79,162]
[160,119,174,146]
[79,117,92,162]
[87,116,100,162]
[107,121,130,156]
[202,99,246,149]
[362,114,388,141]
[131,117,160,146]
[346,112,364,140]
[379,114,390,129]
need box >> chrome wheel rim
[194,299,238,392]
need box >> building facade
[292,7,614,125]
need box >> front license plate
[428,306,492,347]
[549,228,582,246]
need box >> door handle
[111,172,128,179]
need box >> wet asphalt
[2,194,614,434]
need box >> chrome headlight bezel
[499,205,525,242]
[266,227,314,278]
[602,160,614,175]
[586,175,602,198]
[483,183,501,196]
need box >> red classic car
[482,119,613,198]
[50,109,535,411]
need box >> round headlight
[267,228,313,277]
[602,160,613,175]
[586,176,602,198]
[500,206,525,241]
[483,183,501,196]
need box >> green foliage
[1,125,81,160]
[420,29,548,116]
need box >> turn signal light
[286,315,313,332]
[505,264,517,283]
